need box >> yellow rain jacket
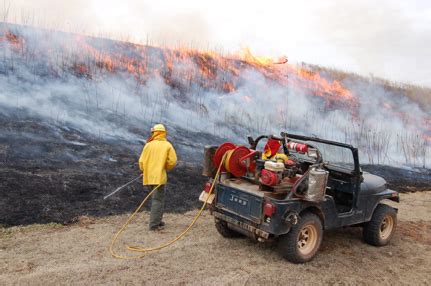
[138,131,177,185]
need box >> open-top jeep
[200,132,399,263]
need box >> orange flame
[240,47,275,66]
[3,27,429,143]
[236,48,357,110]
[1,29,359,111]
[2,31,25,51]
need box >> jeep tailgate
[216,183,263,223]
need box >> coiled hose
[109,154,225,259]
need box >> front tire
[214,219,242,238]
[363,204,397,246]
[278,212,323,263]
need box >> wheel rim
[380,215,394,240]
[297,224,318,256]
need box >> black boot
[149,225,161,231]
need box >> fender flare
[299,206,325,228]
[366,195,399,222]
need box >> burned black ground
[362,165,431,193]
[0,112,219,226]
[1,112,430,227]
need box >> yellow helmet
[151,123,166,132]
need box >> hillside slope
[0,23,430,226]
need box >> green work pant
[148,184,166,229]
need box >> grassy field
[1,191,430,285]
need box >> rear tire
[277,212,323,263]
[363,204,397,246]
[214,219,242,238]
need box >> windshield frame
[279,132,360,176]
[248,132,360,176]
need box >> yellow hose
[224,149,234,173]
[109,154,225,259]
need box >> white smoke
[0,23,429,167]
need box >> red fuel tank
[286,142,308,153]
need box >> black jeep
[200,132,399,263]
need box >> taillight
[263,202,276,217]
[204,182,212,193]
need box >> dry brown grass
[1,192,430,285]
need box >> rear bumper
[213,211,270,239]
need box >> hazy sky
[2,0,431,86]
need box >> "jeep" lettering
[229,194,248,206]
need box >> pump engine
[259,161,284,186]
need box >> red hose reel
[213,142,256,177]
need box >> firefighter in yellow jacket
[139,124,177,231]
